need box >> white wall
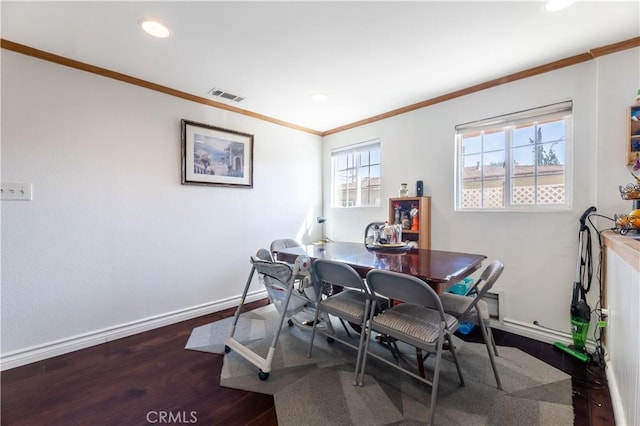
[2,43,638,370]
[596,48,640,218]
[595,48,640,426]
[323,47,640,343]
[0,50,323,367]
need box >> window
[331,139,381,207]
[455,101,572,210]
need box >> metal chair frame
[360,269,465,425]
[440,260,505,389]
[307,259,377,386]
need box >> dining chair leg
[337,318,353,337]
[351,300,371,386]
[427,341,444,426]
[389,340,401,360]
[446,334,465,386]
[416,348,426,378]
[488,327,499,356]
[357,329,372,387]
[307,303,323,358]
[479,320,502,389]
[352,332,367,386]
[355,302,378,387]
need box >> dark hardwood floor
[2,300,615,425]
[1,300,277,426]
[459,326,615,426]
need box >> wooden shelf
[388,196,431,249]
[627,106,640,165]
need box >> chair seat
[319,289,368,323]
[439,293,490,325]
[371,303,458,349]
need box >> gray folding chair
[270,238,301,261]
[361,269,465,426]
[307,259,377,386]
[439,260,504,389]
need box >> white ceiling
[2,1,639,133]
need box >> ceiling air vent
[207,87,245,103]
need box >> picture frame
[181,119,253,188]
[628,105,640,166]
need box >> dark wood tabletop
[274,241,486,294]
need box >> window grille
[455,101,572,211]
[331,139,381,208]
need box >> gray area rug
[185,304,573,425]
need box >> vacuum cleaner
[553,206,596,363]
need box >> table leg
[416,348,425,378]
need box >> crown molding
[0,39,322,137]
[3,36,639,137]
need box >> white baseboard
[493,317,597,351]
[605,358,624,426]
[494,317,570,345]
[0,290,267,371]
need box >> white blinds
[455,101,573,134]
[331,138,380,156]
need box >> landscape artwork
[181,119,253,188]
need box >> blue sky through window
[462,119,566,167]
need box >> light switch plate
[1,182,33,201]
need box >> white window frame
[455,101,573,212]
[330,139,381,208]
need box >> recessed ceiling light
[545,0,576,12]
[139,18,172,38]
[310,93,327,102]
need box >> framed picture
[181,119,253,188]
[628,106,640,167]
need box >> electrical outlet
[1,182,33,201]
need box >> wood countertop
[602,230,640,272]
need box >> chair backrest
[251,255,293,286]
[270,239,301,260]
[313,259,369,293]
[255,248,273,262]
[270,238,300,251]
[365,269,445,318]
[460,260,504,318]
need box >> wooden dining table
[274,241,486,294]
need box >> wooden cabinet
[602,231,640,426]
[388,196,431,249]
